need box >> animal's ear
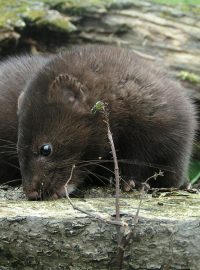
[17,91,25,113]
[49,74,88,113]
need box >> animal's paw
[121,178,150,192]
[122,179,136,192]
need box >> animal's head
[17,65,94,200]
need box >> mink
[0,46,196,199]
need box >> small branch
[115,170,164,270]
[115,189,141,270]
[100,103,122,249]
[91,101,121,224]
[64,165,127,227]
[145,170,164,185]
[104,112,121,222]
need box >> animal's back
[58,46,195,142]
[67,46,196,187]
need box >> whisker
[53,160,115,177]
[0,138,16,145]
[84,169,113,184]
[78,162,115,175]
[56,158,174,173]
[1,152,18,157]
[0,145,17,150]
[0,149,17,153]
[54,159,174,178]
[77,159,175,173]
[80,168,107,186]
[0,178,22,187]
[4,154,18,158]
[1,161,20,170]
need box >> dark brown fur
[0,46,196,199]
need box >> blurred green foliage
[189,160,200,184]
[152,0,200,13]
[178,71,200,84]
[152,0,200,5]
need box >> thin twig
[100,104,122,250]
[103,111,120,222]
[64,164,128,227]
[91,101,121,222]
[115,170,164,269]
[115,188,141,270]
[144,170,164,185]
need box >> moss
[151,0,200,14]
[1,0,199,31]
[0,0,78,31]
[51,0,109,16]
[22,9,48,23]
[35,10,77,33]
[151,0,200,5]
[178,71,200,84]
[0,0,44,28]
[0,0,138,27]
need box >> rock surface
[0,0,199,95]
[0,189,200,270]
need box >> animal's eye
[40,144,52,157]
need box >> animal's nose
[23,175,43,200]
[26,190,41,200]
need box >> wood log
[0,189,199,269]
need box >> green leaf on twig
[91,101,105,114]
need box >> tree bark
[0,190,199,270]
